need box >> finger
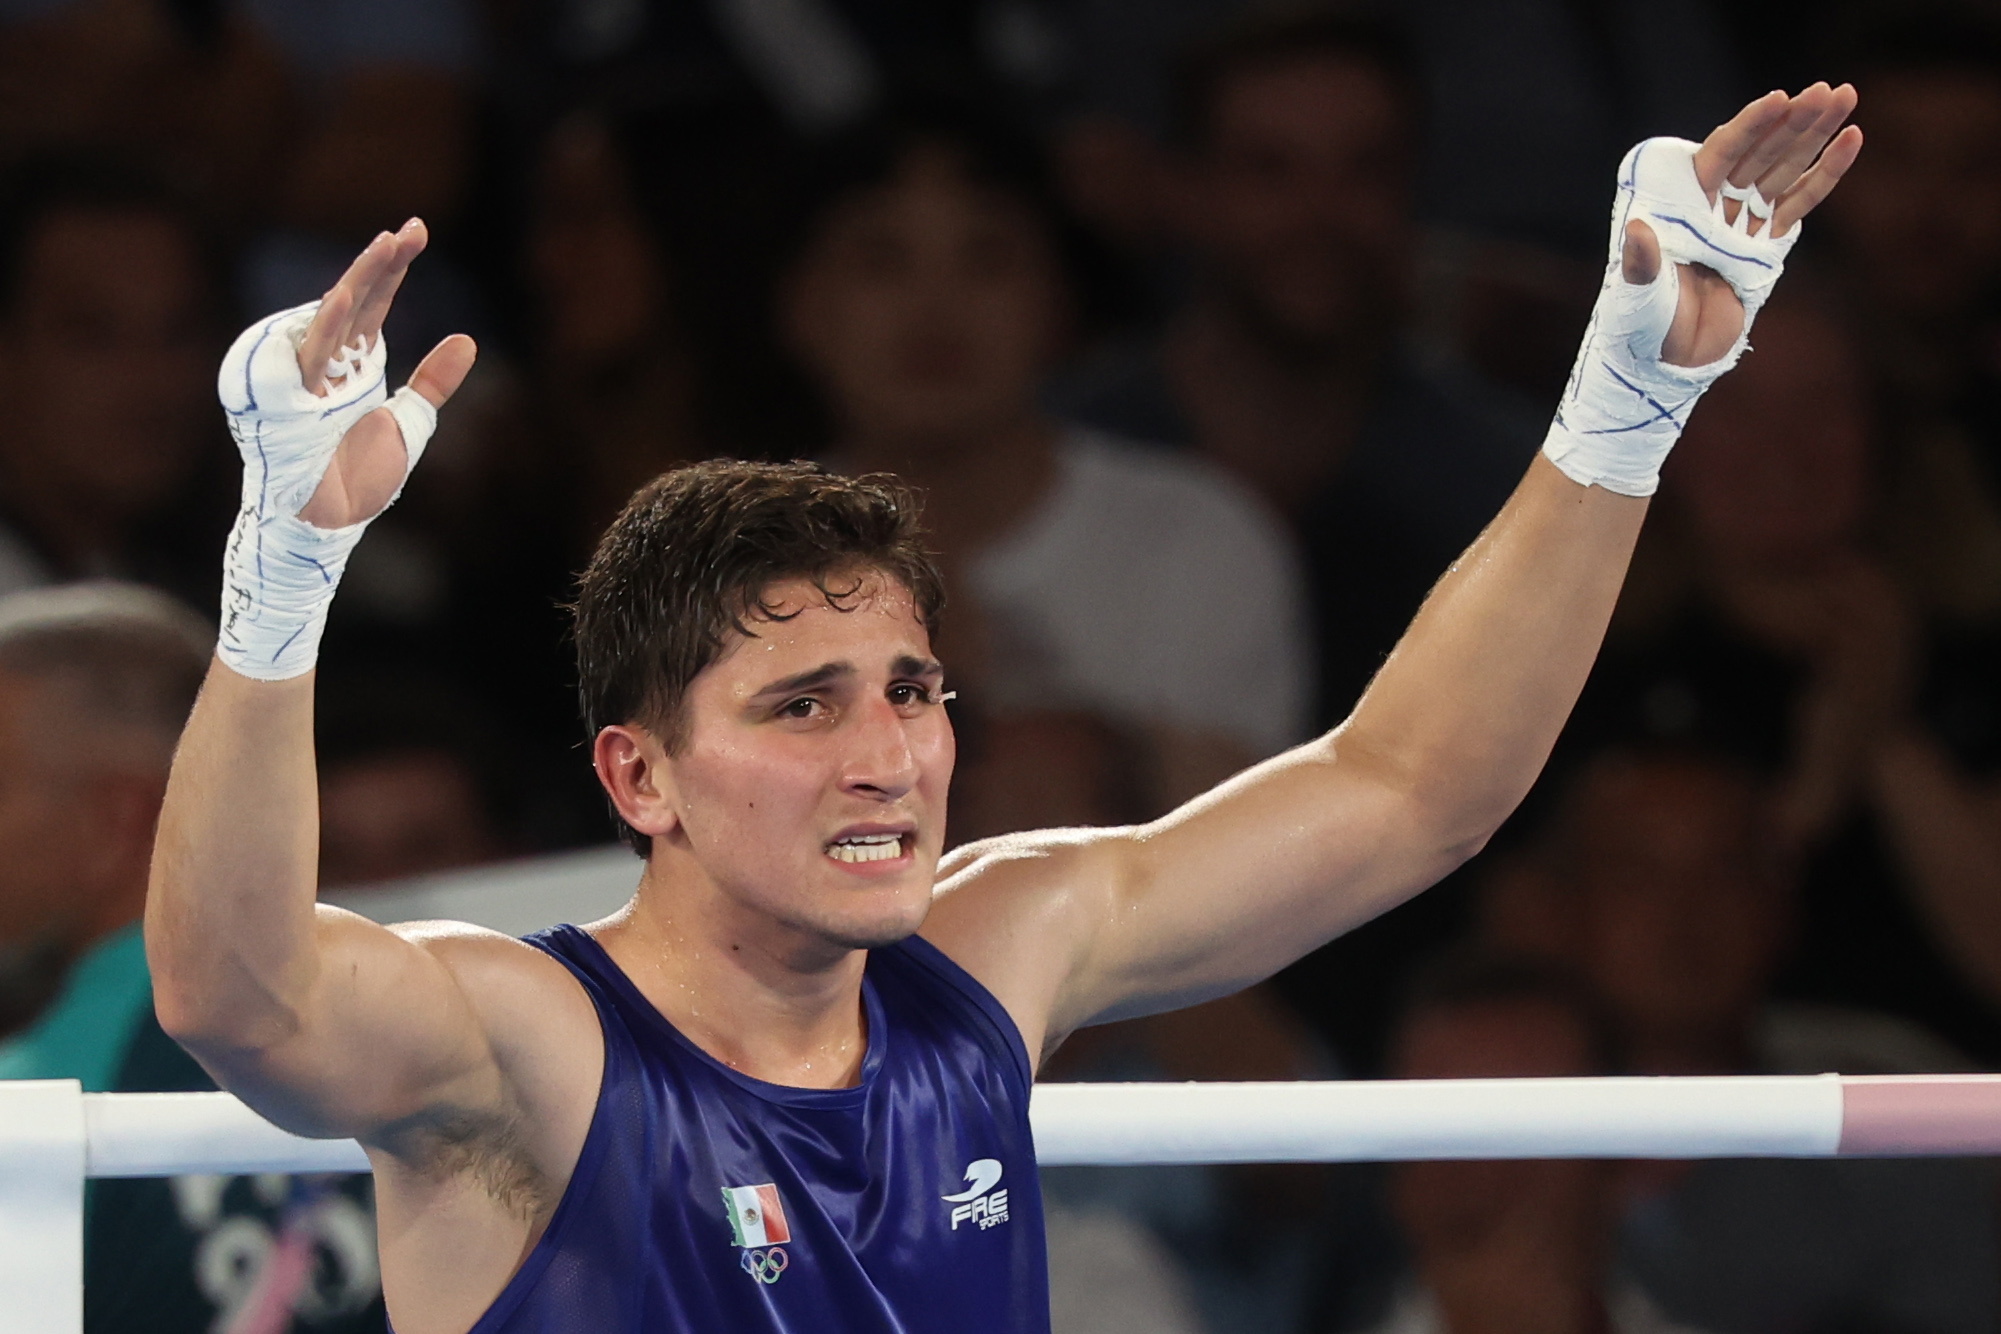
[352,218,429,348]
[1621,219,1661,286]
[1727,83,1834,191]
[295,284,355,396]
[1771,124,1864,237]
[1755,83,1858,203]
[408,334,478,409]
[297,231,398,387]
[1692,90,1790,197]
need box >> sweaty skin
[146,89,1861,1334]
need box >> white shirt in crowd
[967,428,1313,759]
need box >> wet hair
[1168,8,1422,150]
[0,155,200,320]
[0,581,212,771]
[572,459,945,854]
[1398,946,1625,1076]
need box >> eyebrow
[747,655,944,701]
[750,661,854,700]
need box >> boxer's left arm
[927,85,1863,1060]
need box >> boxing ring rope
[6,1076,2001,1332]
[6,854,2001,1330]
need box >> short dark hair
[0,155,199,320]
[1170,9,1421,149]
[0,581,212,771]
[573,460,946,853]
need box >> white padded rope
[70,1074,2001,1178]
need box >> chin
[815,885,934,952]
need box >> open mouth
[825,832,909,865]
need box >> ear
[593,723,684,846]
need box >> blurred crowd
[0,0,2000,1331]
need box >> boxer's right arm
[144,227,560,1147]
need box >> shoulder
[376,918,604,1102]
[920,829,1138,1061]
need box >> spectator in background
[778,110,1311,817]
[1814,15,2001,665]
[1057,10,1538,727]
[0,583,384,1333]
[233,0,483,373]
[1578,288,2001,1063]
[522,112,707,558]
[1053,11,1537,1073]
[1502,748,1996,1334]
[0,0,289,206]
[1359,951,1708,1334]
[0,156,229,606]
[315,670,512,889]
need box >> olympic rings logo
[740,1246,789,1285]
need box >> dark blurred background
[1,0,2001,1331]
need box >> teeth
[827,835,905,864]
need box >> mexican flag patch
[723,1183,791,1248]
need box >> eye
[778,696,823,720]
[888,682,950,711]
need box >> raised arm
[145,226,578,1146]
[930,86,1864,1052]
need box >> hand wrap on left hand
[1542,136,1801,498]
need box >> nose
[839,694,920,802]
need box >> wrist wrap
[215,302,436,680]
[1542,137,1800,497]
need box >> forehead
[702,574,933,683]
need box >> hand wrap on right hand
[215,302,437,680]
[1541,136,1801,498]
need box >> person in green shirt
[0,582,383,1334]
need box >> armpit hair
[375,1103,553,1221]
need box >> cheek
[675,744,825,852]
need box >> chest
[633,1042,1043,1319]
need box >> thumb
[1621,218,1661,285]
[409,333,478,409]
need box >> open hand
[295,220,477,528]
[1631,84,1864,366]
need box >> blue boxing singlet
[456,924,1051,1334]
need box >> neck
[593,860,872,1090]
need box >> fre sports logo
[723,1182,791,1284]
[941,1159,1010,1231]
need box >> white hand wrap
[215,302,437,680]
[1542,136,1800,497]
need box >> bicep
[1055,733,1457,1027]
[178,906,505,1142]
